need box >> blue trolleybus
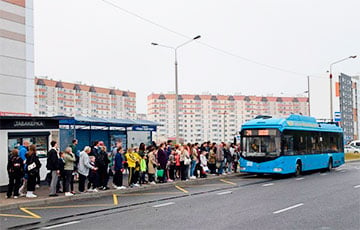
[239,114,344,176]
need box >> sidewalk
[0,173,241,211]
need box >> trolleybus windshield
[241,129,281,161]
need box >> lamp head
[151,43,158,46]
[349,55,357,59]
[193,35,201,40]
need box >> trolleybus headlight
[273,168,283,172]
[240,167,246,170]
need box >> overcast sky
[34,0,360,114]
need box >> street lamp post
[329,55,357,121]
[151,35,201,144]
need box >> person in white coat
[78,146,97,192]
[200,151,208,178]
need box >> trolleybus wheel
[295,162,301,177]
[327,158,333,172]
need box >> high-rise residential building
[309,73,359,142]
[34,77,136,119]
[351,75,359,140]
[0,0,34,115]
[148,93,309,143]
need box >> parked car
[349,140,360,148]
[345,145,360,154]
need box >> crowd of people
[6,139,241,199]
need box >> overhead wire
[99,0,324,79]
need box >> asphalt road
[1,162,359,230]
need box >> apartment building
[148,93,309,143]
[309,73,359,142]
[34,77,136,119]
[0,0,34,115]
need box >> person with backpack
[6,149,24,199]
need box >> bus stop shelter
[59,116,160,151]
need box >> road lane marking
[217,191,232,195]
[152,202,175,208]
[113,194,118,205]
[320,173,327,176]
[29,204,113,210]
[295,177,304,181]
[175,185,189,194]
[273,203,304,214]
[41,221,80,229]
[19,208,41,219]
[0,199,116,220]
[262,183,274,187]
[0,213,36,219]
[220,179,237,186]
[117,192,181,196]
[354,185,360,189]
[187,183,231,187]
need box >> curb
[0,173,243,211]
[345,159,360,163]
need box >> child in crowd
[56,152,65,193]
[139,155,147,185]
[88,156,99,192]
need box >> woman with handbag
[25,144,41,198]
[156,143,167,183]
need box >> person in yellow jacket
[125,148,141,187]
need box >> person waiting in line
[224,144,232,174]
[6,149,24,199]
[180,144,191,181]
[88,156,99,192]
[113,146,126,189]
[69,139,79,181]
[147,146,157,185]
[157,143,167,183]
[25,144,41,198]
[46,141,60,197]
[125,148,141,187]
[199,151,208,178]
[216,143,225,175]
[208,146,217,175]
[18,140,29,197]
[63,147,76,196]
[139,154,147,185]
[174,145,181,179]
[98,144,110,190]
[78,146,97,193]
[190,143,199,179]
[167,149,176,181]
[56,152,65,193]
[138,143,146,158]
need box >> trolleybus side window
[282,135,294,155]
[321,132,342,153]
[283,130,343,154]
